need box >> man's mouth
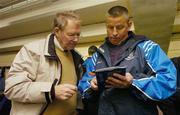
[111,37,118,40]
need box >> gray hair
[53,11,80,30]
[106,6,129,19]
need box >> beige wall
[168,34,180,58]
[0,52,17,66]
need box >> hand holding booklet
[95,66,126,92]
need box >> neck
[54,35,67,51]
[118,34,128,45]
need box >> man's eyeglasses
[67,33,81,38]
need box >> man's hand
[105,73,133,88]
[90,77,98,91]
[55,84,77,100]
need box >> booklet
[95,66,126,92]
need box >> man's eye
[116,25,124,30]
[68,33,80,37]
[68,34,75,36]
[76,33,80,37]
[107,26,114,30]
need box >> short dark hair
[88,45,97,56]
[53,11,80,30]
[107,6,129,18]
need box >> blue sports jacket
[78,32,177,115]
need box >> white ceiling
[0,0,25,9]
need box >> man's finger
[113,73,126,81]
[64,84,77,91]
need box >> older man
[79,6,177,115]
[5,11,83,115]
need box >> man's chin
[110,40,120,45]
[110,38,124,45]
[67,46,76,50]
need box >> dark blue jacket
[78,32,176,115]
[0,67,11,115]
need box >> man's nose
[112,27,118,36]
[73,36,79,42]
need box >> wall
[168,34,180,58]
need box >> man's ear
[128,20,132,30]
[54,27,60,33]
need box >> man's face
[56,20,81,50]
[106,16,131,45]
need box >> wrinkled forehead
[61,20,81,35]
[66,19,80,26]
[64,20,80,29]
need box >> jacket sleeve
[132,40,177,101]
[78,53,97,98]
[4,45,52,103]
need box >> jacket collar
[44,33,59,60]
